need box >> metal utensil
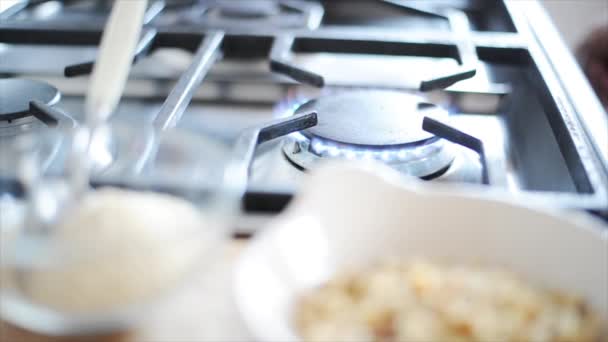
[69,0,148,196]
[17,0,149,233]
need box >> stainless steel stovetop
[1,0,607,230]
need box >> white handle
[85,0,148,126]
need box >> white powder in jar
[21,188,213,314]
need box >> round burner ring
[0,79,61,121]
[282,89,455,178]
[179,0,314,29]
[297,90,446,147]
[216,0,280,19]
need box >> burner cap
[284,89,455,178]
[0,79,60,121]
[295,90,447,147]
[180,0,317,29]
[217,0,280,19]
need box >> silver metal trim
[153,31,225,130]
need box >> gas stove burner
[0,78,60,122]
[282,90,456,178]
[0,78,76,138]
[180,0,323,30]
[215,0,280,19]
[0,79,79,176]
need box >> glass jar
[0,121,239,335]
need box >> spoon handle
[85,0,148,126]
[70,0,148,197]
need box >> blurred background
[542,0,607,51]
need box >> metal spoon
[14,0,148,236]
[69,0,149,198]
[11,0,148,320]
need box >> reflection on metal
[153,31,225,130]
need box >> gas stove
[1,0,607,231]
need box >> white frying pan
[234,160,608,341]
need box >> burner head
[216,0,280,19]
[180,0,320,30]
[283,89,455,178]
[0,79,60,121]
[296,90,446,147]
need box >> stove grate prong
[422,116,489,185]
[419,10,478,92]
[29,100,76,128]
[64,28,158,77]
[270,59,325,88]
[270,35,325,88]
[420,68,476,91]
[227,111,318,193]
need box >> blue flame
[278,89,446,164]
[307,136,444,163]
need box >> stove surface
[1,0,607,228]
